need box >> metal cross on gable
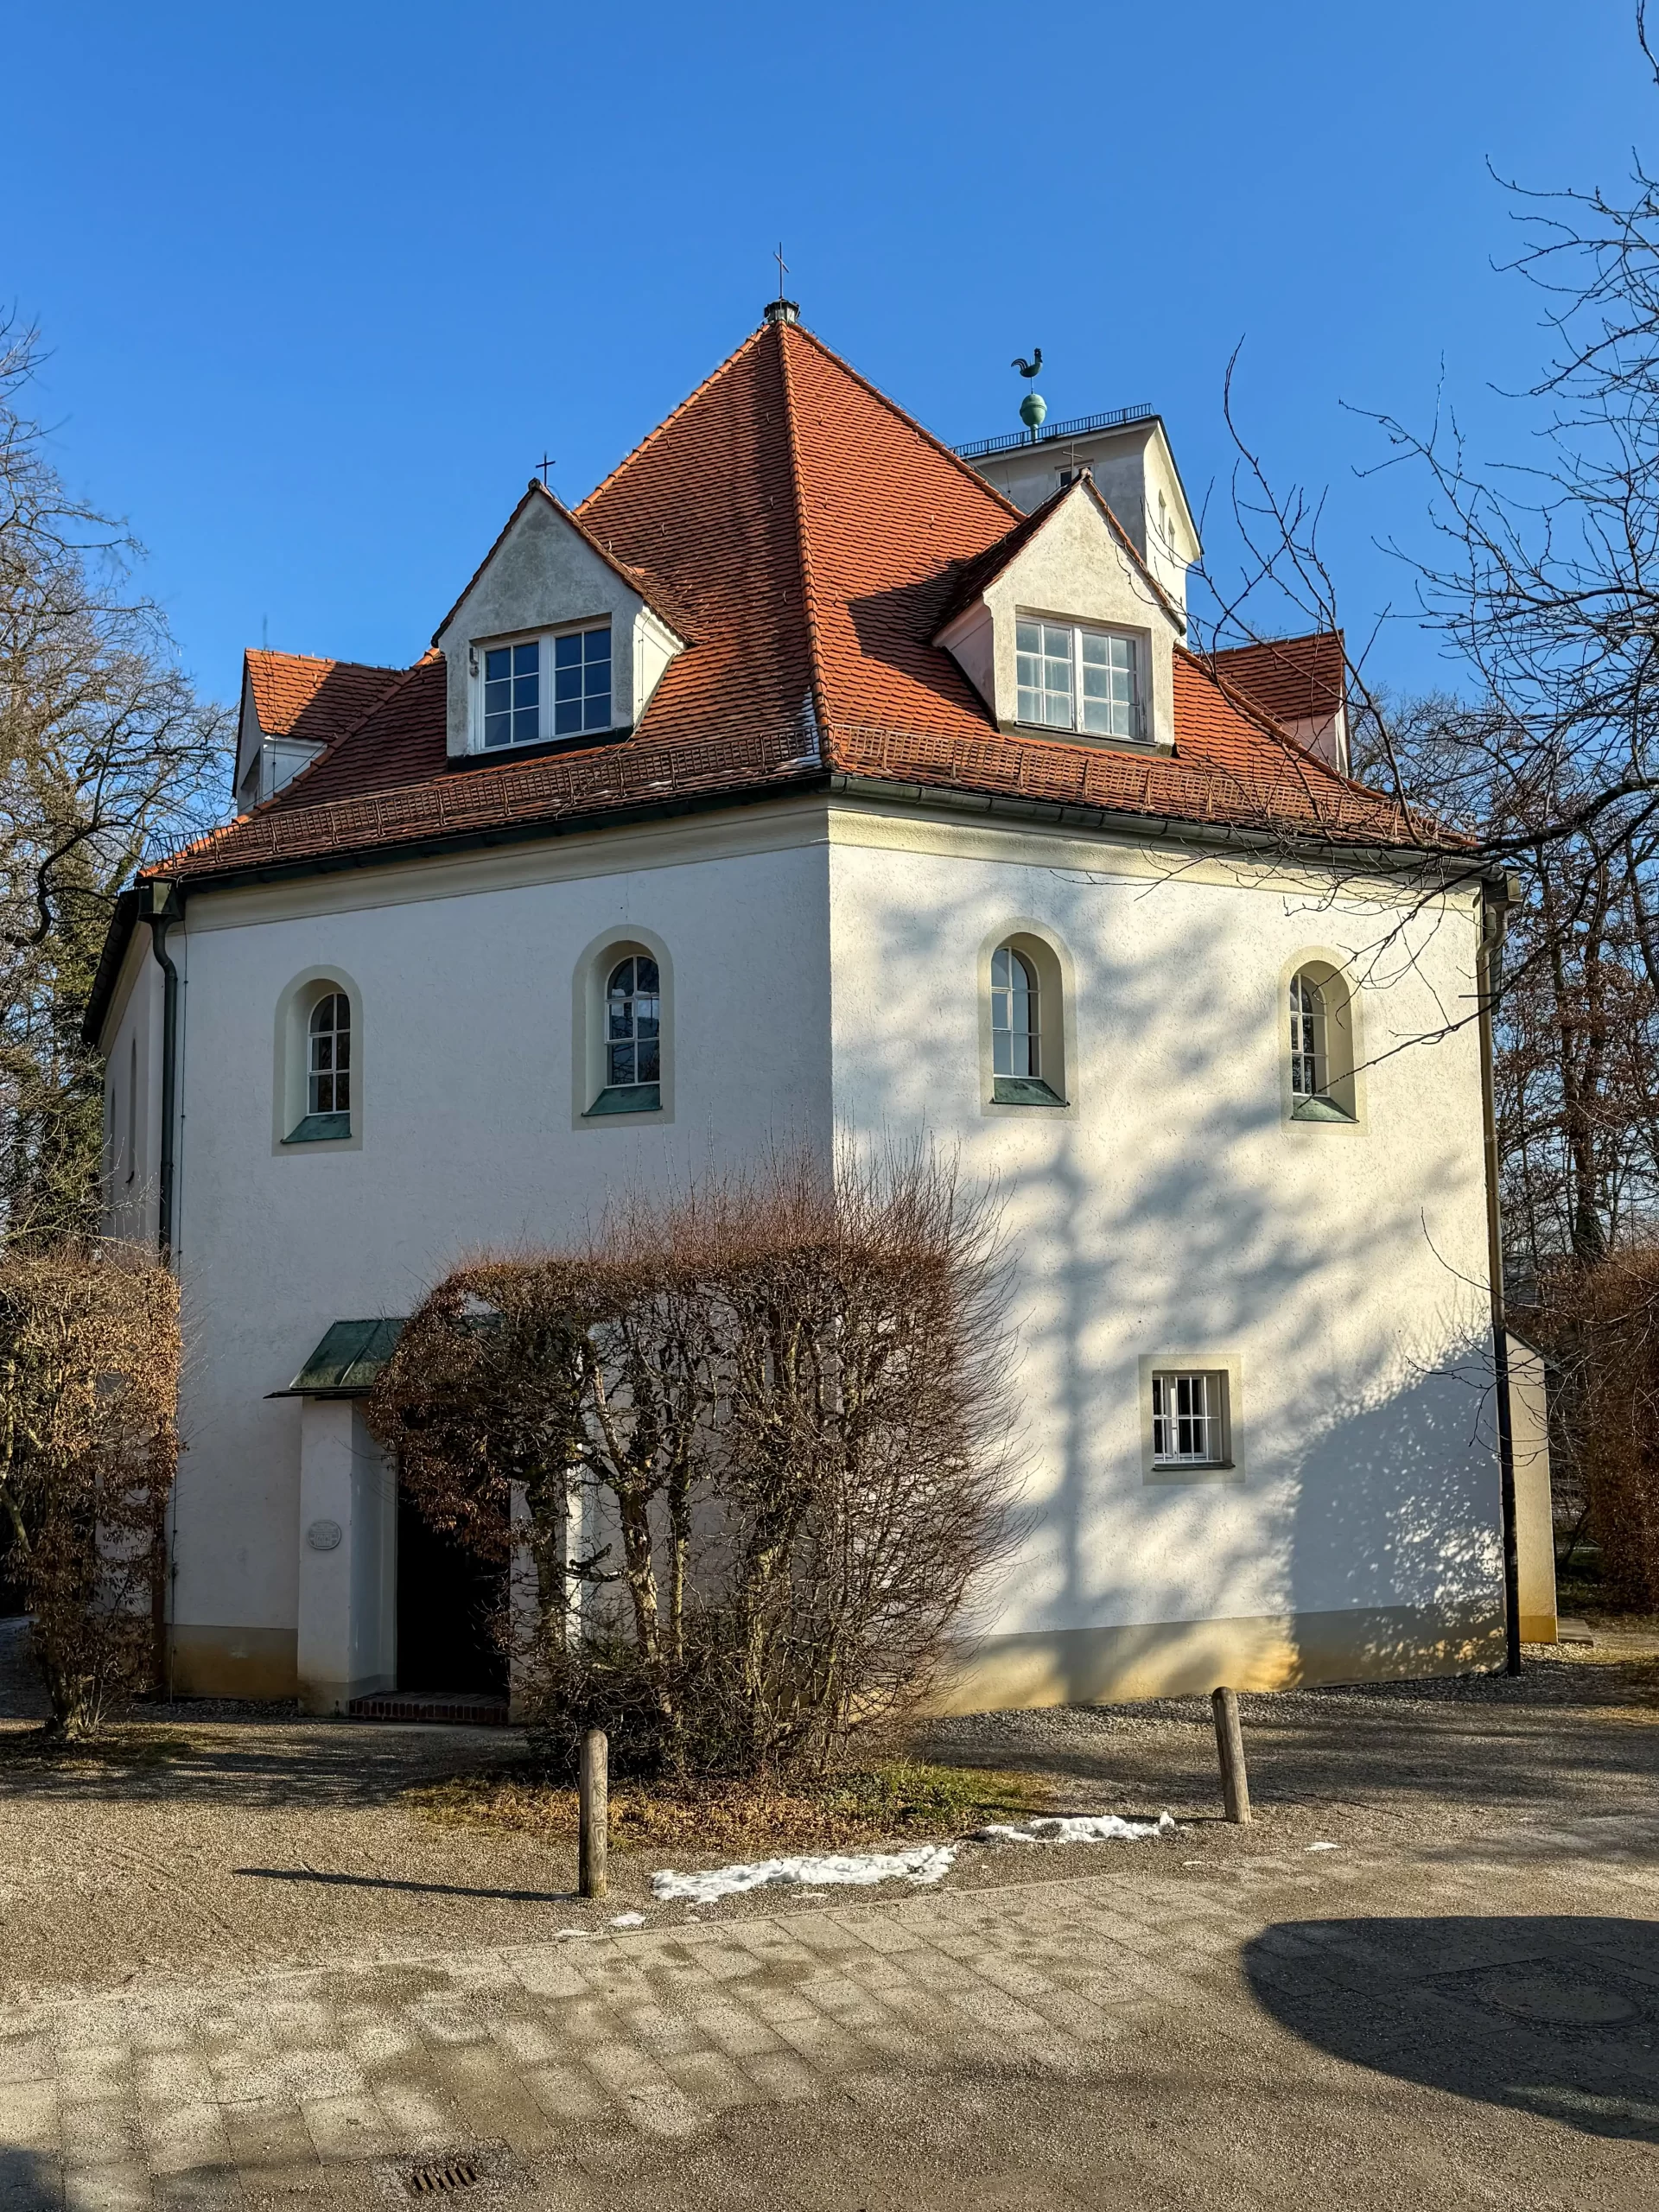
[773,243,789,298]
[536,454,555,486]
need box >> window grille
[606,957,660,1089]
[1289,972,1325,1100]
[308,993,351,1116]
[991,944,1039,1078]
[1152,1370,1227,1465]
[484,641,540,749]
[1016,620,1139,740]
[554,626,612,736]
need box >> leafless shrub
[0,1242,180,1735]
[369,1147,1022,1777]
[1545,1248,1659,1606]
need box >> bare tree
[369,1147,1023,1777]
[0,314,230,1246]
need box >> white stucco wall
[103,791,1503,1704]
[153,812,835,1694]
[823,806,1500,1698]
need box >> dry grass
[405,1758,1056,1853]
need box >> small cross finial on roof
[773,243,789,299]
[536,454,555,487]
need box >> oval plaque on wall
[306,1518,343,1552]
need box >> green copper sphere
[1019,390,1047,429]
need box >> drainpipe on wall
[142,878,182,1700]
[142,880,181,1264]
[1478,871,1522,1676]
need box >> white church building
[86,303,1535,1717]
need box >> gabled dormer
[933,474,1185,753]
[233,650,404,815]
[432,481,688,761]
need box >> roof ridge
[786,323,1024,524]
[246,646,404,677]
[576,327,768,516]
[772,322,831,749]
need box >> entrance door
[395,1486,507,1696]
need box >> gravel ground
[3,1612,1657,2011]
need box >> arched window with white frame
[279,976,359,1146]
[308,992,351,1119]
[989,938,1065,1107]
[1287,962,1357,1123]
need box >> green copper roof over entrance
[274,1318,406,1397]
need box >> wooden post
[1211,1687,1252,1824]
[579,1727,608,1899]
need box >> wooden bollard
[579,1727,609,1899]
[1211,1687,1252,1825]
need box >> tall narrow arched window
[308,992,351,1116]
[1287,963,1357,1122]
[587,954,661,1114]
[992,945,1039,1079]
[1288,971,1325,1103]
[990,940,1065,1106]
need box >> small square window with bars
[1151,1370,1229,1466]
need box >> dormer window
[484,642,541,749]
[1016,620,1141,741]
[479,623,613,751]
[554,626,612,736]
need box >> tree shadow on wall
[1245,1916,1659,2142]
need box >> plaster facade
[101,794,1511,1712]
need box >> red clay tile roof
[429,481,697,647]
[1209,632,1347,730]
[155,325,1443,887]
[245,650,404,749]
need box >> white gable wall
[435,496,678,756]
[963,488,1182,748]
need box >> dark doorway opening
[396,1485,507,1697]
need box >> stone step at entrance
[347,1690,512,1726]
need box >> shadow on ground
[1245,1916,1659,2142]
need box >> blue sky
[3,2,1653,708]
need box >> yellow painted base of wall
[1519,1611,1560,1644]
[931,1603,1505,1714]
[168,1624,298,1700]
[163,1605,1505,1715]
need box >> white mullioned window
[1289,971,1326,1101]
[1016,619,1141,741]
[991,944,1039,1079]
[553,626,612,736]
[308,993,351,1117]
[1152,1370,1228,1466]
[484,640,541,748]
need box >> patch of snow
[651,1844,957,1904]
[974,1811,1176,1845]
[609,1910,646,1926]
[1306,1840,1339,1852]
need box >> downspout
[1478,872,1522,1676]
[141,878,182,1699]
[142,880,181,1263]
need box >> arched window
[308,992,351,1117]
[992,944,1039,1080]
[1288,971,1325,1103]
[990,939,1065,1106]
[601,955,660,1103]
[1287,963,1357,1122]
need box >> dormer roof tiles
[155,322,1444,888]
